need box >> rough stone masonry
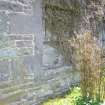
[0,0,80,105]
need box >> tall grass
[70,32,105,100]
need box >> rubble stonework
[0,0,33,14]
[0,0,81,105]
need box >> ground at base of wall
[42,87,104,105]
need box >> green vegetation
[43,87,102,105]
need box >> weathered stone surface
[0,0,81,105]
[9,34,33,40]
[16,41,33,47]
[0,0,33,14]
[43,45,64,68]
[0,66,80,105]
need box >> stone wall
[0,0,80,105]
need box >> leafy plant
[76,97,102,105]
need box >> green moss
[45,3,81,16]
